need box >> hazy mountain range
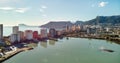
[40,21,73,29]
[40,15,120,28]
[85,15,120,25]
[18,24,38,27]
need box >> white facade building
[25,30,33,40]
[10,34,18,43]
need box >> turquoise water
[3,37,120,63]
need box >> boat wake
[99,46,114,53]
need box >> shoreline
[0,36,119,62]
[0,37,59,62]
[0,50,22,63]
[0,47,33,63]
[65,35,120,44]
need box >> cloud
[40,9,44,13]
[40,5,47,18]
[0,0,10,3]
[41,5,47,9]
[15,8,29,13]
[42,14,47,17]
[40,5,47,13]
[0,6,30,13]
[0,7,14,11]
[0,0,20,3]
[98,2,108,7]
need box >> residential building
[41,29,48,38]
[87,28,96,34]
[0,24,3,40]
[71,25,76,31]
[25,30,33,40]
[10,34,18,43]
[18,31,24,42]
[65,25,70,32]
[56,31,62,36]
[76,25,81,31]
[33,31,38,39]
[49,28,56,38]
[13,26,19,34]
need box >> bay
[3,38,120,63]
[3,26,120,63]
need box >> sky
[0,0,120,26]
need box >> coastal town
[0,0,120,62]
[0,22,120,62]
[0,24,63,62]
[64,24,120,44]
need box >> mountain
[40,15,120,29]
[84,15,120,25]
[18,24,28,27]
[18,24,38,27]
[74,21,84,25]
[40,21,73,29]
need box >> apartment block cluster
[0,24,63,43]
[65,24,120,36]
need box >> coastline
[0,47,33,63]
[64,33,120,45]
[0,34,120,62]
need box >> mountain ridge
[40,21,73,29]
[40,15,120,28]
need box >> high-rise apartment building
[18,31,24,42]
[49,28,56,38]
[33,31,38,39]
[10,34,18,43]
[41,29,48,38]
[0,24,3,40]
[25,30,33,40]
[13,26,19,34]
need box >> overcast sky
[0,0,120,26]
